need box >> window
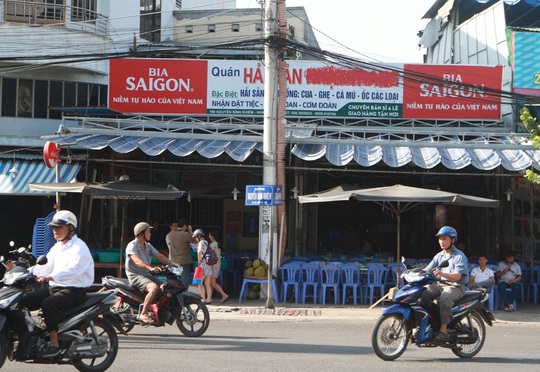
[232,23,240,32]
[34,80,48,118]
[49,81,63,119]
[71,0,97,22]
[255,23,262,32]
[64,82,76,106]
[208,24,216,33]
[77,83,89,106]
[17,80,33,118]
[185,25,193,33]
[1,78,16,117]
[0,78,107,119]
[140,0,161,42]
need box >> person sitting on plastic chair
[496,250,521,312]
[469,254,495,292]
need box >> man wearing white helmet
[125,221,176,324]
[22,210,94,357]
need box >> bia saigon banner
[108,58,502,120]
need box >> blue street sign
[245,185,283,206]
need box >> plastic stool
[238,278,279,304]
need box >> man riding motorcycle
[21,210,94,357]
[422,226,469,343]
[125,221,176,324]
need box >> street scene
[2,0,540,370]
[2,303,540,371]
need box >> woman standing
[208,231,229,303]
[193,228,213,304]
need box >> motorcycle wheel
[451,311,486,358]
[371,314,410,361]
[112,302,136,333]
[0,332,8,368]
[175,298,210,337]
[73,318,119,372]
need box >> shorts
[129,275,163,293]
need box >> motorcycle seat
[454,290,483,306]
[106,277,133,291]
[59,292,112,320]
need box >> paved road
[2,303,539,371]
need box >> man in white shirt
[469,254,495,291]
[496,251,522,312]
[22,210,94,357]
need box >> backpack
[204,242,218,266]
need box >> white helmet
[134,222,152,236]
[49,210,77,228]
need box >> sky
[236,0,435,63]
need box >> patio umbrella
[28,180,185,274]
[298,184,499,281]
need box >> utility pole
[260,0,279,309]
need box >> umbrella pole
[118,203,127,278]
[396,203,401,287]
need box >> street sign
[245,185,283,206]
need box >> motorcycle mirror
[9,241,14,247]
[438,260,449,268]
[36,255,48,266]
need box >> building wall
[424,1,514,128]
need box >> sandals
[220,296,230,304]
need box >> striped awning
[0,160,83,195]
[48,132,540,172]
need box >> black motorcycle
[101,264,210,337]
[0,247,122,371]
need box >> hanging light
[8,150,18,179]
[290,186,299,199]
[231,172,240,200]
[231,187,240,201]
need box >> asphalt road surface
[2,306,540,371]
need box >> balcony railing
[1,0,108,36]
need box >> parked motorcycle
[371,260,495,361]
[0,247,122,371]
[101,264,210,337]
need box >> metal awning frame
[48,115,537,151]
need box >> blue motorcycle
[371,261,495,360]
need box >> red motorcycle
[101,265,209,337]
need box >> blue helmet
[435,226,458,242]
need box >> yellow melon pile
[243,259,268,278]
[243,259,269,300]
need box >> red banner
[109,58,208,114]
[402,65,502,119]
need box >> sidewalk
[206,298,540,324]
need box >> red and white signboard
[108,58,502,120]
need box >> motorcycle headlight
[4,270,27,285]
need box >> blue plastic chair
[300,264,320,304]
[340,266,361,305]
[280,263,303,303]
[319,266,340,304]
[238,277,279,304]
[365,262,386,269]
[529,266,540,304]
[366,267,388,306]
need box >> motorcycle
[0,246,123,371]
[101,264,210,337]
[371,260,495,361]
